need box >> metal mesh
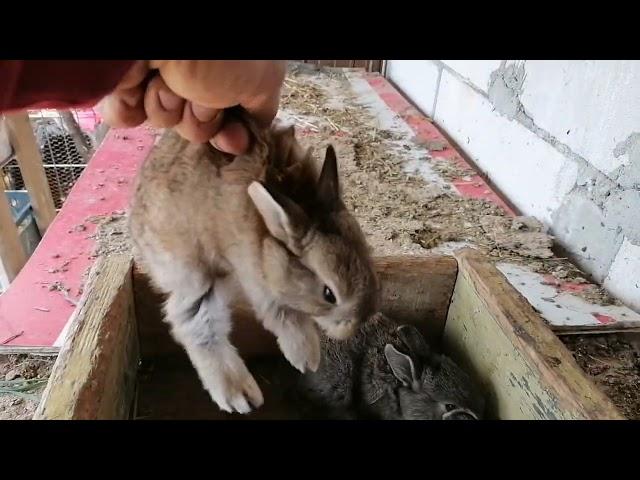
[295,60,384,72]
[1,110,95,209]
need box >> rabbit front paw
[276,319,321,373]
[199,347,264,414]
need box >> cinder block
[520,61,640,178]
[441,60,502,92]
[434,70,578,225]
[386,60,441,117]
[604,238,640,312]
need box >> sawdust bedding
[561,333,640,420]
[279,65,617,307]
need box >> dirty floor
[561,333,640,420]
[0,354,55,420]
[280,65,617,306]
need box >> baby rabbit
[128,114,378,414]
[298,312,485,420]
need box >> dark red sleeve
[0,60,136,112]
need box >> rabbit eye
[445,403,457,412]
[323,286,336,304]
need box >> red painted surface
[364,74,517,217]
[74,108,101,132]
[592,313,616,325]
[0,126,156,347]
[541,274,591,294]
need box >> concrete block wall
[386,60,640,311]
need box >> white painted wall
[385,61,440,117]
[520,61,640,177]
[387,60,640,311]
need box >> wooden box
[33,249,623,420]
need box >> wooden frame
[35,250,624,420]
[374,255,457,339]
[295,60,384,73]
[444,249,623,420]
[4,112,57,234]
[0,188,27,281]
[34,254,138,420]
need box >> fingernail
[158,90,183,111]
[212,122,249,155]
[191,103,220,122]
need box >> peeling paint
[402,60,640,312]
[497,262,640,328]
[488,61,531,123]
[612,132,640,189]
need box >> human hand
[99,60,287,155]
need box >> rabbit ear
[384,344,418,388]
[396,325,438,374]
[273,124,297,157]
[317,145,341,208]
[248,181,308,251]
[397,325,429,355]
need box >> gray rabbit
[297,312,485,420]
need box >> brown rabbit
[128,115,378,414]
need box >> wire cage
[295,60,385,73]
[1,109,101,210]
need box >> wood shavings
[280,65,618,307]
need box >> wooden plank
[0,188,27,281]
[5,112,57,234]
[0,346,59,355]
[374,255,458,340]
[34,254,139,420]
[550,323,640,335]
[443,248,624,420]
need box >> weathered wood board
[0,188,27,282]
[5,112,57,234]
[374,255,457,340]
[443,249,624,420]
[34,254,138,420]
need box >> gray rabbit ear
[397,325,429,355]
[248,181,309,253]
[273,124,297,158]
[397,325,439,370]
[384,344,418,388]
[317,145,341,209]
